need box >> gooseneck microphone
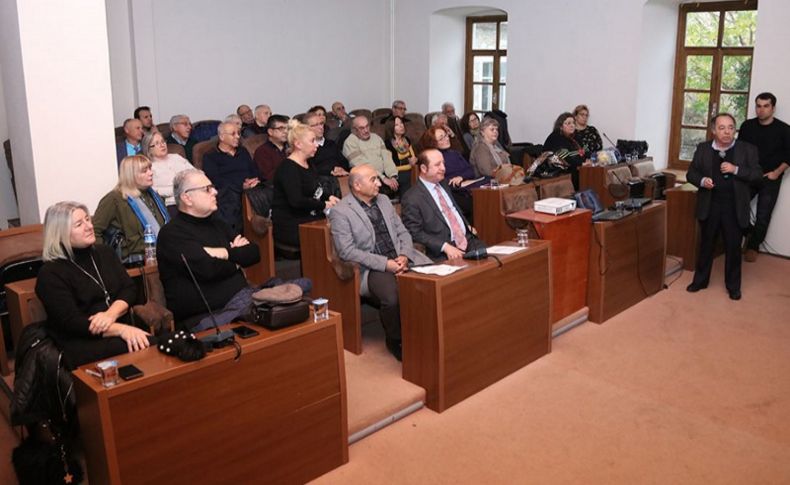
[602,132,617,149]
[180,254,235,347]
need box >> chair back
[166,143,186,158]
[191,140,217,171]
[156,122,172,140]
[630,160,656,178]
[502,185,539,231]
[372,108,392,118]
[537,178,575,199]
[424,111,440,128]
[349,109,372,121]
[191,120,221,143]
[242,134,267,160]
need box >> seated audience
[242,104,272,138]
[166,115,196,162]
[272,120,340,248]
[401,149,484,260]
[379,99,409,125]
[441,102,464,140]
[141,131,194,212]
[115,118,144,165]
[306,111,349,177]
[202,122,260,233]
[93,155,170,263]
[237,104,255,133]
[157,169,260,331]
[328,101,353,129]
[328,164,432,360]
[134,106,156,134]
[419,126,488,221]
[225,114,243,132]
[35,201,151,368]
[307,105,328,127]
[469,117,511,177]
[544,112,587,190]
[254,114,290,181]
[460,112,481,153]
[384,116,417,192]
[343,115,400,197]
[573,104,603,155]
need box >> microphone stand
[180,254,236,347]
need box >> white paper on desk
[410,264,467,276]
[486,245,526,255]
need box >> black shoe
[729,290,741,301]
[385,339,402,362]
[686,283,707,293]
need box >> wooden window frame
[464,15,508,114]
[668,0,757,170]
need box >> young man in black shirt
[738,92,790,261]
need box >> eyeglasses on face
[184,184,215,194]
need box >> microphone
[719,150,731,179]
[602,132,617,148]
[180,254,235,347]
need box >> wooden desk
[74,316,348,485]
[666,184,699,271]
[508,209,592,322]
[472,185,517,245]
[587,202,666,323]
[399,241,552,412]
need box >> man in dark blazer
[401,149,484,260]
[115,118,143,165]
[686,113,761,300]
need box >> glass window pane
[473,56,494,82]
[499,22,508,49]
[721,93,748,127]
[473,84,493,112]
[722,10,757,47]
[680,128,708,160]
[472,22,497,49]
[721,55,752,91]
[500,56,507,83]
[683,92,711,127]
[685,11,720,47]
[498,85,506,111]
[685,55,713,90]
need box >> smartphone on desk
[118,364,144,381]
[232,325,259,339]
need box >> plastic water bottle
[143,225,156,265]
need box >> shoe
[729,290,741,301]
[744,249,758,263]
[686,283,707,293]
[385,339,402,362]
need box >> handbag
[247,283,310,329]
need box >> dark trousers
[366,270,401,342]
[692,198,744,292]
[746,176,783,250]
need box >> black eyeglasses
[184,184,215,194]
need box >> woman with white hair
[142,130,194,215]
[35,201,151,368]
[93,155,170,263]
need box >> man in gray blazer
[328,164,431,360]
[401,149,484,260]
[686,113,761,300]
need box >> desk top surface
[508,208,592,224]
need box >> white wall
[634,0,677,170]
[427,10,468,113]
[106,0,137,126]
[110,0,393,123]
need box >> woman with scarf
[384,115,418,192]
[93,155,170,263]
[543,112,588,190]
[460,112,481,154]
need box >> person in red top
[253,114,289,181]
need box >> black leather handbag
[248,298,310,330]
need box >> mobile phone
[232,325,259,339]
[118,364,144,381]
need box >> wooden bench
[299,220,363,354]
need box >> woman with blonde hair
[36,201,151,368]
[271,119,340,248]
[93,155,170,263]
[141,130,194,214]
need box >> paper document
[486,245,526,255]
[410,264,467,276]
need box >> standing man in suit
[401,149,483,260]
[328,164,431,360]
[686,113,761,300]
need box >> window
[465,16,507,115]
[668,1,757,170]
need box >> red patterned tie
[435,185,467,251]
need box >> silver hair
[217,121,234,136]
[441,102,454,111]
[42,201,90,262]
[173,168,206,208]
[254,104,270,114]
[169,114,189,130]
[225,114,241,123]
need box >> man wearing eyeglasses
[378,100,411,126]
[253,114,290,181]
[686,113,761,301]
[157,169,261,331]
[343,115,400,198]
[166,114,196,162]
[203,121,260,233]
[305,112,349,177]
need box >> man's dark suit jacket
[686,140,761,229]
[116,140,128,166]
[401,178,480,259]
